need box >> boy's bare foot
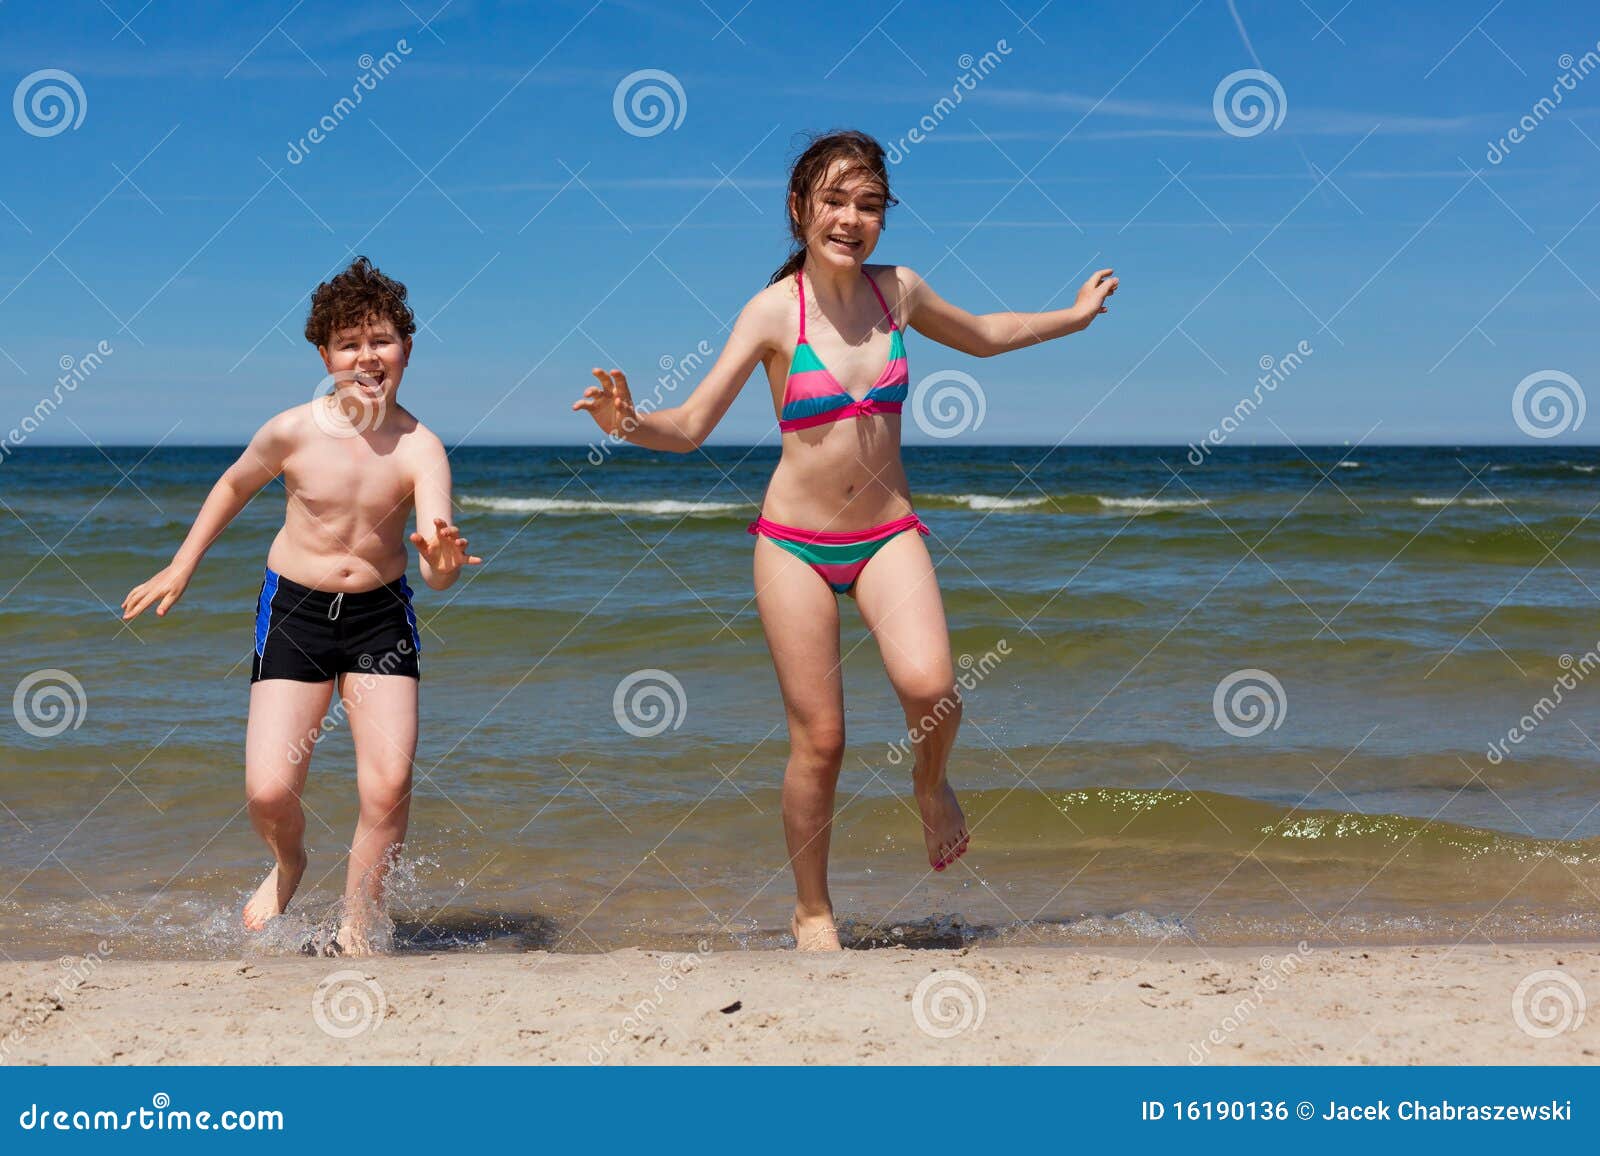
[791,910,842,952]
[916,781,969,872]
[334,921,374,957]
[242,850,308,930]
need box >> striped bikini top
[777,267,909,433]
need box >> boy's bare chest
[284,442,414,525]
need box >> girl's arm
[121,415,292,620]
[573,297,772,452]
[409,432,482,590]
[902,266,1118,357]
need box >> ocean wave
[917,493,1211,515]
[460,495,749,517]
[1335,460,1360,469]
[923,493,1053,511]
[1096,496,1210,513]
[1409,496,1506,508]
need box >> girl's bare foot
[791,909,842,952]
[916,781,969,871]
[242,849,308,930]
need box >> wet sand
[3,944,1597,1065]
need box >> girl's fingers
[465,555,484,566]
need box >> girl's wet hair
[769,130,897,286]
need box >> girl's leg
[753,536,847,951]
[852,531,970,871]
[338,672,418,954]
[242,679,335,929]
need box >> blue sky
[0,0,1595,445]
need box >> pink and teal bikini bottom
[748,513,928,594]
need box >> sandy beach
[3,944,1596,1066]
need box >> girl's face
[793,161,887,271]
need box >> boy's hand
[573,368,638,437]
[410,517,483,577]
[122,563,194,620]
[1070,268,1118,329]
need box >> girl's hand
[572,368,638,437]
[410,517,484,577]
[1071,268,1119,329]
[122,563,194,620]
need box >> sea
[3,444,1599,958]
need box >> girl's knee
[246,782,301,822]
[898,673,960,724]
[792,721,846,769]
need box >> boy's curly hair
[303,256,417,347]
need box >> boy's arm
[122,415,292,620]
[409,433,482,591]
[903,266,1118,357]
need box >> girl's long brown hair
[768,130,898,286]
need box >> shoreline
[4,944,1596,1065]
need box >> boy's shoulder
[259,401,441,459]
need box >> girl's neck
[801,257,868,308]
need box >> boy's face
[318,316,411,404]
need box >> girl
[574,131,1117,950]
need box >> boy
[122,256,480,954]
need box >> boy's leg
[243,679,335,929]
[337,672,418,952]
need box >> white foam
[935,493,1052,511]
[1097,496,1210,512]
[1335,460,1360,469]
[1410,496,1505,507]
[461,495,747,517]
